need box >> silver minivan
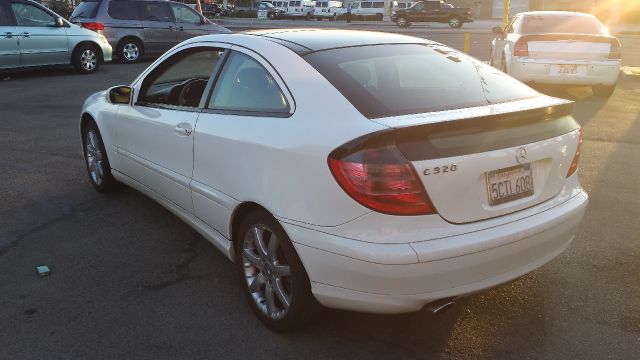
[69,0,229,63]
[0,0,112,73]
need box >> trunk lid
[372,96,580,224]
[522,34,614,61]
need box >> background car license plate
[552,64,584,76]
[486,164,534,206]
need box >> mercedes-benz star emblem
[516,147,527,164]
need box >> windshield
[70,0,100,19]
[304,44,539,119]
[522,15,606,34]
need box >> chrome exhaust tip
[426,297,456,314]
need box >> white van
[350,0,385,20]
[314,1,343,20]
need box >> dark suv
[392,0,474,28]
[69,0,229,63]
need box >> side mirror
[108,86,132,104]
[200,16,208,24]
[55,17,65,27]
[492,26,504,35]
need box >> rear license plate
[486,164,534,206]
[553,64,579,75]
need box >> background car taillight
[514,38,529,57]
[566,128,583,178]
[609,38,622,60]
[81,22,104,31]
[328,144,436,216]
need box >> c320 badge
[423,164,457,176]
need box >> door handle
[3,32,14,38]
[174,123,193,136]
[168,26,173,31]
[21,32,30,38]
[179,26,184,31]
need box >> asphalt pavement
[0,27,639,359]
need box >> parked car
[258,1,284,19]
[392,0,474,28]
[262,0,314,19]
[0,0,111,73]
[79,29,587,331]
[490,11,621,97]
[350,0,384,21]
[313,0,342,21]
[69,0,229,63]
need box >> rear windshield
[522,15,606,34]
[304,44,539,119]
[71,0,101,19]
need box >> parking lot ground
[1,36,639,358]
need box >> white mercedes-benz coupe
[490,11,622,97]
[79,29,588,331]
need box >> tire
[592,84,616,97]
[117,38,143,64]
[235,210,319,331]
[72,44,100,74]
[268,11,275,20]
[448,16,462,28]
[396,16,409,27]
[331,14,337,21]
[83,121,118,193]
[375,13,383,21]
[305,12,312,20]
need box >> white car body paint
[80,31,588,314]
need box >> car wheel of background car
[397,16,408,27]
[332,14,337,21]
[72,44,100,74]
[306,13,312,20]
[117,38,143,64]
[268,11,275,19]
[376,13,383,21]
[83,121,118,193]
[592,84,616,97]
[448,16,462,28]
[235,210,319,331]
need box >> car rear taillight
[81,22,104,31]
[328,144,436,216]
[609,38,621,60]
[566,128,583,178]
[514,38,529,57]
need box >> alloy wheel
[85,129,104,186]
[123,43,139,61]
[449,18,460,28]
[80,49,97,71]
[242,224,293,320]
[398,17,407,27]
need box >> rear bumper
[510,58,620,86]
[284,190,588,314]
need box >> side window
[352,2,359,8]
[411,2,424,11]
[0,4,13,25]
[108,1,141,20]
[139,48,224,108]
[372,2,384,8]
[10,3,55,27]
[141,2,173,22]
[289,1,295,6]
[425,1,439,11]
[171,4,201,24]
[361,2,372,8]
[208,52,289,114]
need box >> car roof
[241,29,431,55]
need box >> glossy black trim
[330,102,577,162]
[201,49,230,109]
[134,101,202,113]
[201,108,293,118]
